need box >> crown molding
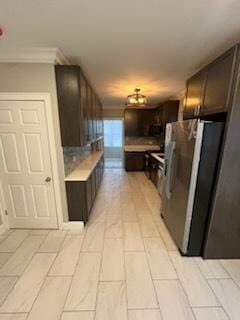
[0,47,70,65]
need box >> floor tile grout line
[0,248,58,311]
[135,178,171,251]
[122,205,130,320]
[121,173,142,318]
[192,256,231,281]
[127,174,162,314]
[61,218,90,317]
[22,251,60,317]
[217,260,240,291]
[190,256,223,308]
[0,230,30,254]
[0,252,12,269]
[137,205,163,318]
[206,278,237,320]
[191,305,231,320]
[0,234,47,277]
[169,254,221,310]
[93,187,108,320]
[0,251,58,314]
[37,229,68,254]
[47,231,84,277]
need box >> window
[104,120,123,147]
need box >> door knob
[45,177,51,183]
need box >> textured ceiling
[0,0,240,107]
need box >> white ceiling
[0,0,240,107]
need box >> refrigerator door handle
[164,159,168,176]
[166,141,176,200]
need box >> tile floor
[0,169,239,320]
[104,158,123,168]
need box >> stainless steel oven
[157,162,164,196]
[144,153,151,178]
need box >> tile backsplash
[63,146,91,176]
[125,136,160,145]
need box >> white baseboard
[61,221,84,231]
[0,224,8,236]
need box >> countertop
[124,144,161,152]
[65,151,103,182]
[151,152,165,165]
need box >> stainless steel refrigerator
[161,119,223,256]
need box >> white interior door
[0,100,58,229]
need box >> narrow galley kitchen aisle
[0,169,240,320]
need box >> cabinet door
[124,109,139,136]
[124,109,154,136]
[100,156,104,179]
[139,109,155,136]
[154,106,163,124]
[86,175,92,215]
[184,71,206,120]
[66,182,87,222]
[80,73,89,145]
[86,83,94,142]
[150,158,158,187]
[202,48,235,115]
[55,66,83,146]
[91,169,96,201]
[93,93,98,139]
[97,162,101,189]
[162,101,179,127]
[125,152,145,171]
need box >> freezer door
[162,120,204,253]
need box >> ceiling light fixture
[126,88,147,107]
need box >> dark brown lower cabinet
[91,169,96,202]
[125,152,145,171]
[86,175,92,214]
[66,155,104,223]
[65,182,88,222]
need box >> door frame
[0,181,8,234]
[0,92,63,230]
[103,118,124,166]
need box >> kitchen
[0,1,240,319]
[123,44,240,259]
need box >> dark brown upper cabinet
[86,82,94,143]
[184,71,206,120]
[124,109,155,136]
[80,73,89,146]
[184,45,238,119]
[154,100,179,133]
[161,100,179,127]
[55,66,83,146]
[55,65,103,147]
[202,48,236,116]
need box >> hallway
[0,169,240,320]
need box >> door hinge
[5,209,8,216]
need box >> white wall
[103,107,124,119]
[0,63,68,224]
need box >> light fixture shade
[126,88,147,106]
